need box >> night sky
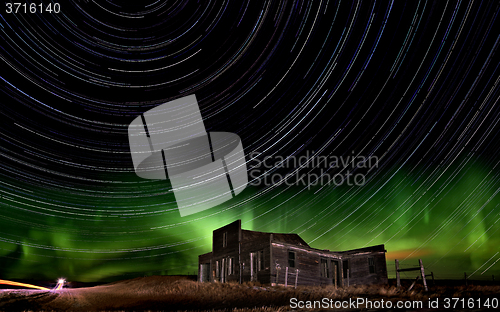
[1,1,499,282]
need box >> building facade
[198,220,388,286]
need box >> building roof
[240,229,310,247]
[211,220,385,256]
[271,233,309,247]
[338,244,386,255]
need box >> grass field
[0,276,499,311]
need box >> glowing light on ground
[54,278,65,290]
[0,279,49,290]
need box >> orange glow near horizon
[386,249,432,261]
[0,279,49,290]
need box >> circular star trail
[1,0,499,281]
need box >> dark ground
[0,276,499,311]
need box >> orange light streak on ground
[0,279,49,290]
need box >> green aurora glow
[0,156,499,282]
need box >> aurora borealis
[1,1,500,283]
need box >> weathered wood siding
[198,252,212,282]
[210,220,241,282]
[213,219,240,255]
[270,243,343,286]
[240,230,272,284]
[199,220,388,287]
[344,251,388,285]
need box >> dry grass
[0,276,499,311]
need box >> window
[320,258,329,278]
[228,257,234,275]
[215,260,220,278]
[332,260,340,284]
[368,257,375,274]
[258,250,264,271]
[288,251,296,268]
[343,260,349,278]
[250,252,257,281]
[222,232,227,247]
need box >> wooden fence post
[334,264,337,288]
[347,269,350,287]
[295,269,299,289]
[285,267,288,287]
[275,263,280,285]
[395,259,400,290]
[408,276,420,291]
[419,259,428,292]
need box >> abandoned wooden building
[198,220,388,286]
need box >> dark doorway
[332,260,341,287]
